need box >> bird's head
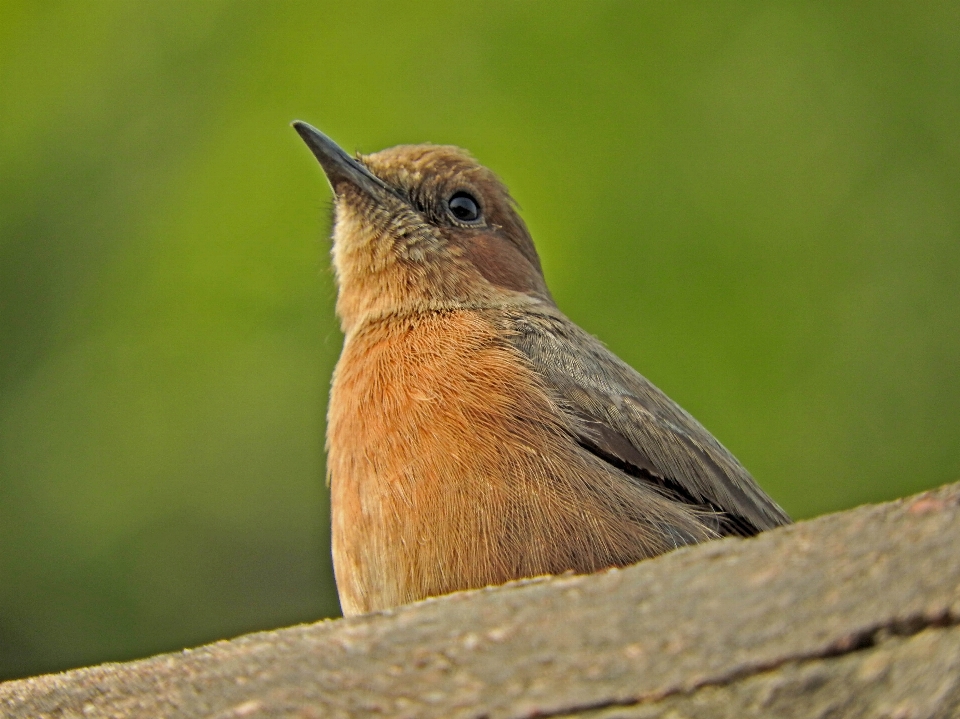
[293,122,552,333]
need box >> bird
[292,121,791,617]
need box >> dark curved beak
[292,121,396,199]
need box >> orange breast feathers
[326,309,712,616]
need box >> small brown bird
[293,121,791,617]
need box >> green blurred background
[1,0,958,681]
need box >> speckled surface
[2,483,959,719]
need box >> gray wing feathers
[503,308,791,533]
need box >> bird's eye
[447,191,481,223]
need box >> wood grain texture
[3,482,959,719]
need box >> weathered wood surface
[3,483,959,719]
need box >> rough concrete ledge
[3,483,959,719]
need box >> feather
[501,305,792,535]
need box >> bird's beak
[292,121,396,199]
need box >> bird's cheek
[459,232,546,296]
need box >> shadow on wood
[2,483,959,718]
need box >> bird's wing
[502,307,791,534]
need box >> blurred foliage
[1,0,958,681]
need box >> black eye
[447,191,481,223]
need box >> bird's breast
[326,309,557,614]
[325,309,702,615]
